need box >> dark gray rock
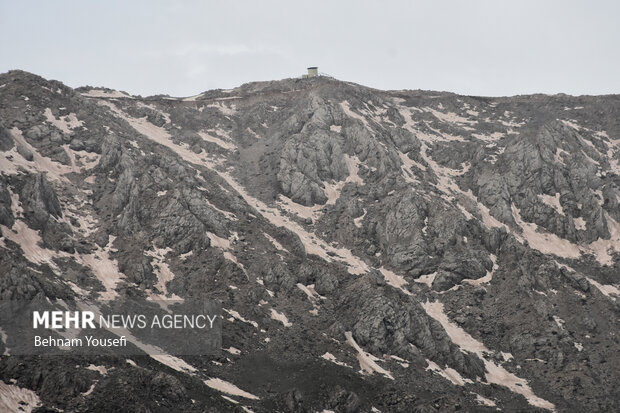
[0,179,13,227]
[1,71,618,413]
[0,123,14,151]
[339,279,486,380]
[16,143,34,161]
[19,173,62,230]
[264,261,296,292]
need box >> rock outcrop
[0,70,618,412]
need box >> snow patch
[145,246,181,299]
[340,101,370,129]
[82,383,96,396]
[221,395,239,404]
[264,233,287,252]
[538,193,564,215]
[321,352,351,368]
[398,151,423,183]
[86,364,108,375]
[573,217,587,230]
[204,378,259,400]
[473,393,496,407]
[1,189,70,270]
[246,127,261,139]
[297,283,324,304]
[151,354,197,374]
[423,106,477,126]
[81,236,124,300]
[206,102,236,116]
[270,309,292,327]
[3,128,74,182]
[425,359,472,386]
[421,301,555,411]
[586,277,620,298]
[207,232,246,275]
[225,347,241,355]
[471,132,505,142]
[353,208,367,228]
[588,213,620,266]
[379,267,412,295]
[345,332,393,380]
[561,119,581,130]
[511,204,581,259]
[204,197,237,221]
[462,190,507,231]
[136,102,171,124]
[81,89,133,98]
[277,194,323,221]
[457,204,474,220]
[322,154,364,206]
[198,131,236,150]
[44,108,83,134]
[102,102,370,276]
[224,308,259,328]
[76,303,199,375]
[463,254,497,286]
[415,272,437,287]
[0,381,41,413]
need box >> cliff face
[0,70,618,412]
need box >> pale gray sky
[1,1,619,97]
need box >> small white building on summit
[302,67,319,78]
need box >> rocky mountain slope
[0,70,618,412]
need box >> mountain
[0,69,618,412]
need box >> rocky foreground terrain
[0,70,618,412]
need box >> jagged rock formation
[0,70,619,412]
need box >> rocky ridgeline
[0,70,618,412]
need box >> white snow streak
[204,378,259,400]
[345,331,393,380]
[0,381,41,413]
[270,309,292,327]
[421,301,555,411]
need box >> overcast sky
[1,1,619,97]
